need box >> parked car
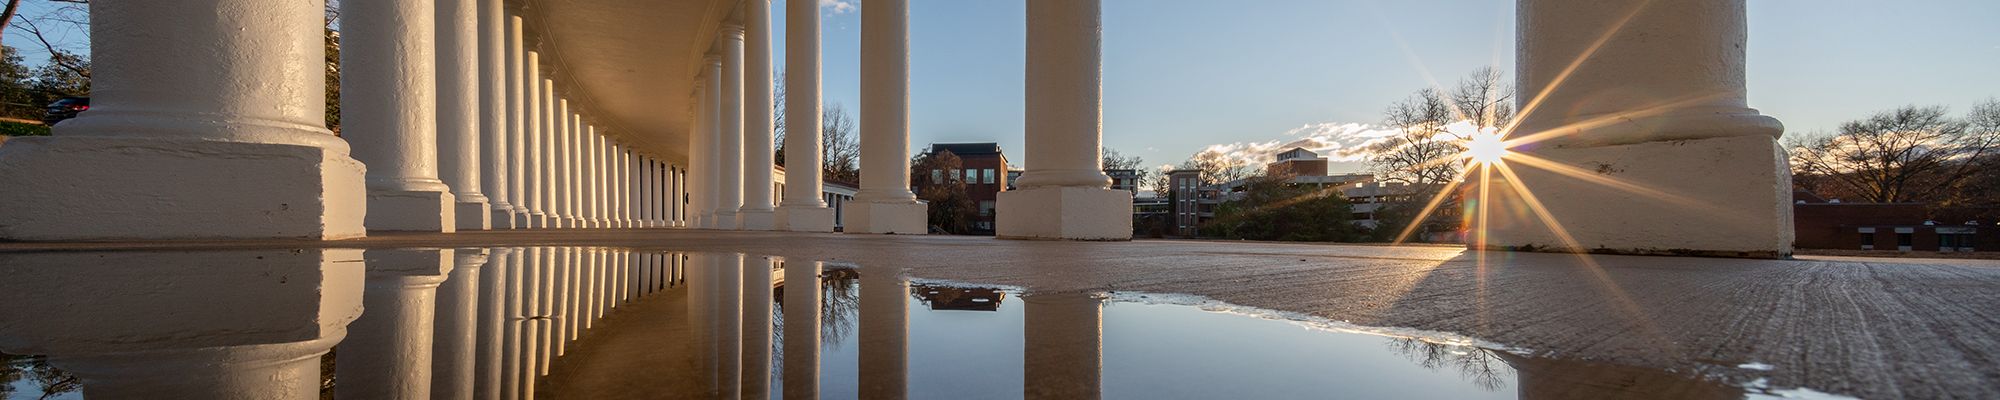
[43,97,89,125]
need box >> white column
[739,0,778,231]
[773,0,837,232]
[613,144,629,228]
[1493,0,1791,257]
[336,249,455,400]
[641,156,657,227]
[480,0,515,229]
[556,98,575,227]
[718,27,747,230]
[781,259,822,399]
[0,0,366,240]
[846,0,927,235]
[521,50,547,228]
[996,0,1131,240]
[432,250,489,400]
[437,0,490,231]
[506,17,531,228]
[540,80,560,227]
[344,0,457,232]
[699,56,724,229]
[583,124,601,228]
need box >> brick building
[1792,199,1997,252]
[928,143,1010,232]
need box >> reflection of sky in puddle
[0,247,1740,400]
[778,274,1517,400]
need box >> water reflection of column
[536,247,558,376]
[477,249,512,399]
[582,249,599,330]
[1022,293,1103,400]
[859,268,909,399]
[554,247,575,356]
[502,248,531,400]
[742,256,775,399]
[336,249,456,400]
[685,253,718,396]
[434,249,491,400]
[717,253,746,399]
[781,260,822,400]
[1,250,364,400]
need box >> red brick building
[928,143,1010,232]
[1792,199,1998,252]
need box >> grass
[0,118,51,137]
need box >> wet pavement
[3,229,1997,398]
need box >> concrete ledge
[367,189,456,233]
[775,206,836,232]
[0,137,368,240]
[1487,135,1792,258]
[846,201,927,235]
[996,186,1133,241]
[491,210,517,229]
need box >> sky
[7,0,1997,175]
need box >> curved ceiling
[517,0,737,166]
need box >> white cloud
[1185,122,1403,169]
[820,0,857,14]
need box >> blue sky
[775,0,2000,173]
[8,0,1996,174]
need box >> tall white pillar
[739,0,779,231]
[521,51,547,228]
[699,56,724,229]
[336,249,455,400]
[641,155,657,227]
[847,0,928,235]
[479,0,515,229]
[432,250,489,400]
[717,28,747,230]
[1493,0,1791,257]
[583,124,601,228]
[437,0,490,231]
[613,144,629,228]
[1023,293,1103,400]
[507,17,532,229]
[997,0,1131,240]
[556,97,575,227]
[0,0,366,240]
[773,0,838,232]
[344,0,457,233]
[540,79,560,228]
[781,259,822,399]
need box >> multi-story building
[1162,148,1416,238]
[927,143,1010,232]
[1267,147,1329,177]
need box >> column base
[714,211,741,230]
[1486,134,1792,258]
[491,210,518,229]
[775,206,836,232]
[996,186,1132,241]
[0,136,367,241]
[522,212,548,228]
[846,200,927,235]
[456,201,492,231]
[368,188,457,232]
[738,209,777,231]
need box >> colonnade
[0,0,1788,253]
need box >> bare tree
[1791,103,1999,204]
[1370,68,1513,188]
[820,102,860,183]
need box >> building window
[983,169,996,184]
[1860,232,1875,249]
[931,169,942,183]
[979,200,996,217]
[1898,233,1913,247]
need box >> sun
[1463,130,1509,165]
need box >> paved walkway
[8,229,1997,399]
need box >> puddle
[0,247,1753,399]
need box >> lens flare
[1463,131,1508,165]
